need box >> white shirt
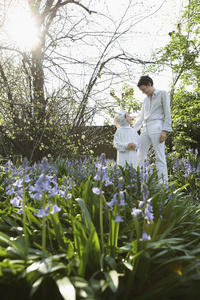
[134,89,172,132]
[114,126,141,168]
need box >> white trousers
[137,121,168,183]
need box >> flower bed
[0,151,200,300]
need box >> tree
[109,83,142,118]
[0,0,161,161]
[147,0,200,156]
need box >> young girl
[114,112,141,169]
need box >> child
[114,112,141,169]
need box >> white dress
[114,126,141,169]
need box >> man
[133,75,172,183]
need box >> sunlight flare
[6,4,40,51]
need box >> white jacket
[114,126,141,169]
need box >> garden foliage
[0,151,200,299]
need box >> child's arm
[114,130,129,152]
[132,130,141,149]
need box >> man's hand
[127,142,136,150]
[159,130,167,143]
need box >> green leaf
[30,277,43,297]
[0,231,26,259]
[56,277,76,300]
[103,270,119,293]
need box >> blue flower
[119,198,126,206]
[118,177,124,190]
[35,207,49,218]
[13,179,23,188]
[115,215,123,222]
[6,188,15,195]
[43,180,51,192]
[50,204,61,214]
[31,192,42,201]
[10,196,22,208]
[141,182,149,201]
[92,187,101,195]
[144,208,154,222]
[107,193,118,208]
[138,201,144,208]
[119,190,125,199]
[99,153,106,165]
[40,157,49,173]
[24,174,30,183]
[94,172,101,181]
[140,232,151,241]
[17,208,23,214]
[48,187,58,197]
[22,157,28,168]
[104,177,113,186]
[59,189,67,197]
[131,208,142,217]
[107,200,115,208]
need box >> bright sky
[95,0,186,124]
[2,0,186,124]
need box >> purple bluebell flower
[144,199,154,221]
[48,187,58,197]
[31,192,42,201]
[141,182,149,201]
[6,160,13,171]
[119,190,125,200]
[13,179,23,188]
[94,171,101,181]
[22,157,28,169]
[50,204,61,214]
[36,174,45,187]
[118,191,126,206]
[144,207,154,222]
[6,188,15,195]
[131,208,142,217]
[67,193,72,199]
[17,208,23,214]
[35,207,49,218]
[115,215,123,222]
[43,180,51,192]
[138,201,144,208]
[107,193,118,208]
[119,198,126,206]
[104,177,113,186]
[140,232,151,241]
[107,200,115,208]
[24,174,30,183]
[59,189,67,197]
[10,196,22,208]
[40,157,49,173]
[118,177,124,190]
[63,177,68,185]
[92,187,101,195]
[99,153,106,165]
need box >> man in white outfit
[133,75,172,183]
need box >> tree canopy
[148,0,200,155]
[0,0,157,161]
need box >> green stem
[99,172,104,253]
[23,180,28,260]
[42,194,46,259]
[47,219,53,251]
[113,192,121,251]
[42,216,46,259]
